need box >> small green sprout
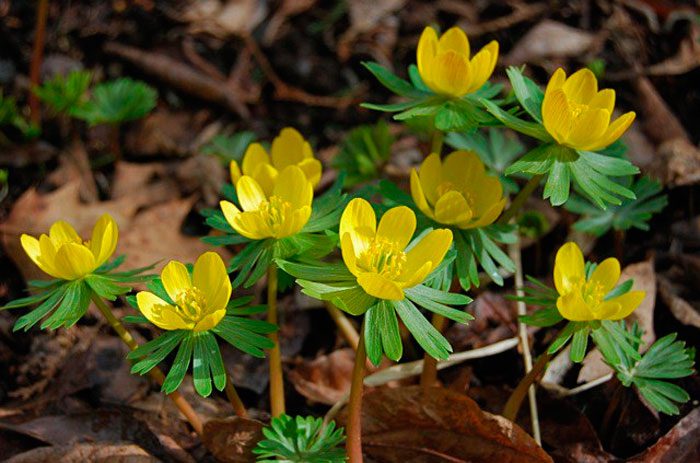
[332,120,394,186]
[253,415,346,463]
[33,69,91,116]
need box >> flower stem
[502,352,551,422]
[224,372,248,418]
[90,293,204,435]
[325,302,360,350]
[430,129,444,155]
[346,322,367,463]
[266,263,285,417]
[420,314,446,389]
[498,174,543,225]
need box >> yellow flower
[542,68,636,152]
[410,150,506,229]
[220,165,313,240]
[554,242,645,321]
[137,252,231,332]
[21,214,118,280]
[339,198,452,301]
[229,127,321,195]
[417,26,499,98]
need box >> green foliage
[201,131,256,163]
[253,414,346,463]
[33,70,91,116]
[565,176,667,236]
[332,120,394,186]
[361,62,500,132]
[0,92,38,138]
[73,77,157,126]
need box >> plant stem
[325,302,360,350]
[502,352,551,422]
[224,372,248,418]
[346,322,367,463]
[29,0,49,125]
[498,174,543,225]
[419,314,446,389]
[430,129,444,155]
[90,293,204,435]
[266,263,285,417]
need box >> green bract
[483,67,639,209]
[253,414,346,463]
[361,62,501,132]
[72,77,157,126]
[126,292,276,397]
[33,70,92,116]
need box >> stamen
[174,287,208,324]
[357,238,406,279]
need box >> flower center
[357,238,406,279]
[174,287,208,324]
[436,181,456,198]
[568,100,589,119]
[581,280,606,306]
[259,196,293,234]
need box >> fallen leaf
[627,406,700,462]
[202,416,264,463]
[181,0,268,39]
[446,292,518,349]
[652,138,700,187]
[658,274,700,329]
[648,23,700,76]
[5,442,157,463]
[124,108,209,158]
[633,77,690,145]
[288,348,354,405]
[340,386,552,463]
[503,20,596,66]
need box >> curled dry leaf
[627,406,700,462]
[657,274,700,329]
[288,348,354,405]
[446,292,518,350]
[202,416,264,463]
[5,443,157,463]
[503,20,597,66]
[181,0,267,39]
[339,386,552,463]
[653,138,700,187]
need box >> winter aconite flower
[417,26,499,98]
[220,165,313,240]
[554,242,645,321]
[230,127,321,194]
[21,214,118,280]
[340,198,452,300]
[137,252,231,332]
[542,68,635,152]
[410,150,506,229]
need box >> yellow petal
[251,163,278,197]
[230,160,242,185]
[220,200,241,228]
[284,205,311,238]
[376,206,416,250]
[432,51,471,97]
[545,68,567,94]
[340,198,376,256]
[466,40,498,93]
[592,300,622,320]
[193,252,231,314]
[273,165,313,209]
[553,242,585,295]
[271,127,310,169]
[589,89,615,113]
[237,176,267,211]
[562,68,598,104]
[443,150,483,192]
[193,309,226,332]
[567,108,610,150]
[470,175,503,216]
[357,272,404,300]
[231,211,271,240]
[89,214,118,267]
[136,291,192,330]
[403,228,453,278]
[589,257,621,296]
[418,153,443,206]
[589,111,635,152]
[340,232,359,276]
[297,158,322,187]
[542,88,571,144]
[410,169,434,219]
[464,197,506,229]
[161,260,191,302]
[39,234,60,275]
[242,143,271,176]
[21,234,60,278]
[434,190,473,225]
[417,26,438,85]
[49,220,81,246]
[607,290,646,320]
[437,27,470,57]
[53,242,97,280]
[397,260,433,290]
[556,291,593,321]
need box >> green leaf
[362,62,429,98]
[570,326,590,363]
[519,307,563,327]
[394,299,452,360]
[200,131,256,163]
[13,285,68,332]
[85,274,130,300]
[162,335,194,394]
[363,308,383,366]
[72,77,157,125]
[33,69,91,116]
[505,67,544,122]
[193,333,214,397]
[332,120,395,186]
[375,300,402,361]
[404,287,473,324]
[277,260,355,282]
[41,280,91,329]
[481,99,552,142]
[1,290,53,310]
[129,330,187,376]
[547,322,578,354]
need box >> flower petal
[568,108,610,150]
[562,68,598,104]
[242,143,270,176]
[53,242,97,280]
[220,200,241,228]
[589,257,621,296]
[437,27,470,57]
[417,26,438,86]
[607,290,646,320]
[466,40,498,92]
[49,220,81,246]
[470,175,504,216]
[193,251,231,314]
[410,169,434,219]
[21,234,60,278]
[340,198,376,256]
[403,228,453,278]
[589,89,615,113]
[434,190,472,225]
[161,260,191,302]
[464,197,506,229]
[237,176,267,211]
[297,158,322,187]
[418,152,443,206]
[137,291,191,330]
[231,211,271,240]
[271,127,309,169]
[590,111,635,152]
[193,310,226,332]
[554,242,585,295]
[272,165,313,209]
[397,260,433,290]
[545,68,567,93]
[542,88,571,144]
[340,232,359,276]
[89,214,118,267]
[376,206,416,250]
[443,150,483,192]
[432,51,471,97]
[230,160,242,185]
[251,163,278,197]
[357,272,404,300]
[556,291,592,321]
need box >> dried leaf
[202,416,264,463]
[5,443,157,463]
[504,20,596,66]
[627,406,700,462]
[182,0,267,38]
[658,275,700,329]
[288,348,354,405]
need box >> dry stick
[224,373,248,418]
[508,240,541,445]
[90,294,204,435]
[29,0,49,124]
[502,352,551,422]
[266,263,285,417]
[346,322,367,463]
